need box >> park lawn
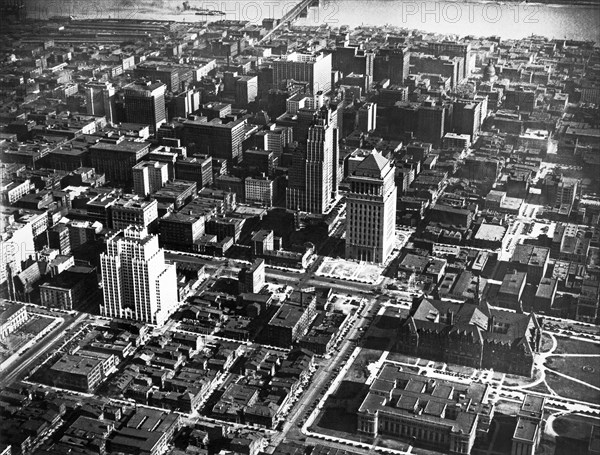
[545,355,600,388]
[551,413,597,455]
[539,332,554,353]
[446,363,476,376]
[19,315,54,335]
[553,336,600,355]
[316,407,358,434]
[546,371,600,404]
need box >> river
[25,0,600,42]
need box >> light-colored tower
[345,151,397,264]
[305,116,334,214]
[286,110,335,214]
[100,226,178,326]
[132,161,169,196]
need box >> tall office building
[273,52,332,95]
[235,75,258,106]
[374,47,410,85]
[85,81,116,123]
[332,46,375,90]
[453,96,487,140]
[181,117,247,164]
[175,155,213,189]
[346,151,397,264]
[417,98,447,147]
[428,40,472,79]
[132,161,169,196]
[358,102,377,133]
[123,81,167,134]
[286,108,336,214]
[100,226,178,326]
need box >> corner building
[346,151,397,264]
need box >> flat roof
[475,223,507,242]
[514,417,539,442]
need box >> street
[0,311,89,388]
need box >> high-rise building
[555,176,579,206]
[181,117,247,164]
[245,175,277,206]
[428,40,472,79]
[110,197,159,231]
[254,126,293,153]
[358,102,377,133]
[89,138,151,186]
[273,52,332,95]
[333,46,375,90]
[286,108,335,214]
[132,161,169,196]
[0,216,34,288]
[374,47,410,85]
[235,75,258,106]
[453,97,487,140]
[346,151,397,264]
[417,98,447,147]
[123,81,167,134]
[175,155,213,189]
[85,81,116,123]
[169,88,202,119]
[238,258,266,294]
[100,226,178,326]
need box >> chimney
[447,309,454,325]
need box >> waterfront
[25,0,600,42]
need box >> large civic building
[358,363,494,454]
[100,226,178,326]
[345,151,397,264]
[397,298,542,376]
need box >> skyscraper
[346,151,397,264]
[100,226,178,326]
[273,52,332,95]
[85,81,116,123]
[358,102,377,133]
[286,108,336,214]
[123,81,167,135]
